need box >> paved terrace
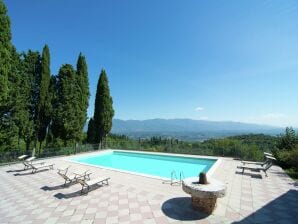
[0,151,297,224]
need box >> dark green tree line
[0,0,92,153]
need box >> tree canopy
[93,70,114,144]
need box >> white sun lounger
[28,162,54,173]
[57,167,91,186]
[23,157,45,170]
[237,162,273,177]
[241,155,276,166]
[18,155,28,160]
[264,152,273,157]
[77,176,110,193]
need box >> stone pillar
[191,196,217,214]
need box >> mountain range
[111,119,282,141]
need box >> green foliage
[284,168,298,180]
[36,45,51,147]
[76,53,89,139]
[87,118,95,143]
[277,127,297,150]
[93,70,114,143]
[52,64,82,146]
[0,0,16,152]
[23,50,41,148]
[276,147,298,169]
[0,0,11,109]
[275,127,298,174]
[0,0,91,153]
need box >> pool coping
[65,149,222,181]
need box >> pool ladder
[162,170,185,186]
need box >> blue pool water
[71,151,216,179]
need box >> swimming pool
[70,150,217,179]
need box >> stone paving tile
[0,152,297,224]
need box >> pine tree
[93,70,114,144]
[87,118,95,143]
[76,53,89,141]
[36,45,51,151]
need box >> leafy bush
[276,147,298,169]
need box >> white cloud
[245,112,291,127]
[199,116,209,120]
[195,107,204,111]
[261,113,285,119]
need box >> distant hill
[111,118,282,141]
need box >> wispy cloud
[199,116,209,120]
[195,107,204,111]
[261,113,285,119]
[245,112,290,127]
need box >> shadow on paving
[233,190,298,224]
[161,197,209,221]
[53,185,103,199]
[14,169,50,176]
[235,171,263,179]
[41,182,78,191]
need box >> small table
[182,177,226,214]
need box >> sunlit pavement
[0,151,297,224]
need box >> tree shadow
[233,190,298,224]
[161,197,209,221]
[53,185,103,199]
[235,171,262,179]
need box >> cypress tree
[36,45,51,151]
[45,75,57,147]
[20,50,41,153]
[0,0,11,112]
[0,0,16,152]
[87,118,95,143]
[93,70,114,144]
[76,53,89,141]
[52,64,81,146]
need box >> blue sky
[5,0,298,127]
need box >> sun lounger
[23,157,45,170]
[264,152,273,157]
[77,176,110,193]
[241,155,276,166]
[237,162,273,177]
[18,155,28,160]
[28,162,54,173]
[57,167,91,186]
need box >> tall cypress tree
[93,70,114,144]
[0,0,11,113]
[76,53,89,141]
[20,50,41,153]
[46,75,57,147]
[0,0,16,152]
[52,64,81,146]
[36,44,51,151]
[87,118,95,143]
